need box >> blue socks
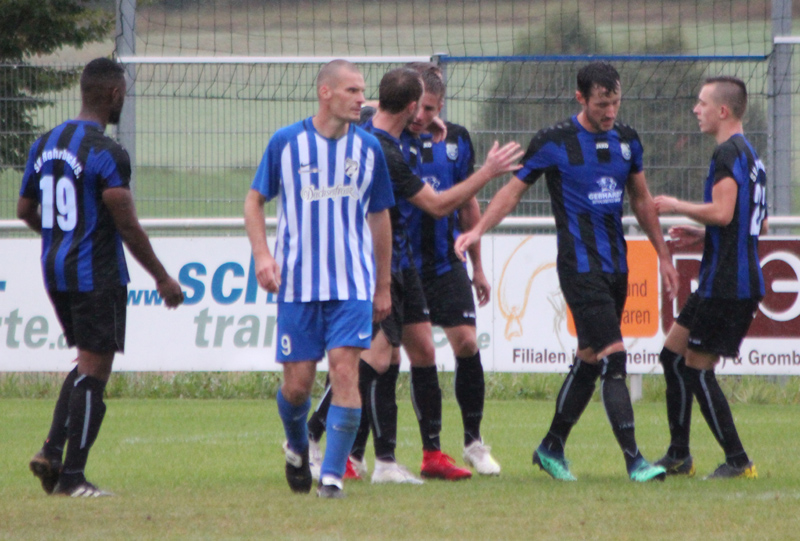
[320,405,361,481]
[277,389,311,454]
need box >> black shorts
[558,271,627,352]
[677,292,759,358]
[375,267,430,347]
[422,265,476,328]
[48,286,127,354]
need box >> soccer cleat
[317,476,346,499]
[344,456,362,481]
[533,445,577,481]
[420,450,472,481]
[345,455,368,480]
[654,454,696,477]
[308,439,322,481]
[463,440,501,476]
[53,480,112,497]
[704,461,758,480]
[29,450,62,495]
[628,457,667,482]
[283,441,312,494]
[371,459,425,484]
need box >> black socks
[455,352,485,447]
[541,358,599,455]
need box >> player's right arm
[16,197,41,233]
[454,176,529,261]
[408,141,523,219]
[244,189,280,293]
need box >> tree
[0,0,113,170]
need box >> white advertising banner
[2,235,799,374]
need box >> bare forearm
[459,198,483,269]
[244,190,271,259]
[631,196,671,259]
[368,210,392,290]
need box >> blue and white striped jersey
[251,117,394,303]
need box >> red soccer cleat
[420,450,472,481]
[344,456,362,480]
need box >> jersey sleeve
[517,130,551,185]
[367,146,395,212]
[711,141,739,185]
[380,137,426,200]
[455,125,476,183]
[251,134,284,201]
[95,144,132,190]
[19,140,42,200]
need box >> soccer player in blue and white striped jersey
[244,60,394,498]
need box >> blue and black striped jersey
[20,120,131,292]
[517,115,644,275]
[697,134,766,300]
[361,118,425,273]
[400,122,476,279]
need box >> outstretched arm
[458,196,490,306]
[454,176,528,262]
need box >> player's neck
[75,109,107,130]
[714,121,744,145]
[372,109,406,139]
[311,114,349,140]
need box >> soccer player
[244,60,394,498]
[455,61,679,482]
[20,58,185,497]
[652,76,765,480]
[401,63,500,475]
[358,67,522,483]
[306,66,503,479]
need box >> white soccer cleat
[349,455,368,479]
[463,440,501,475]
[309,439,322,481]
[371,458,425,485]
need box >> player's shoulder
[271,118,307,141]
[443,121,470,139]
[529,118,578,147]
[352,123,383,150]
[612,121,640,141]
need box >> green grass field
[3,396,799,540]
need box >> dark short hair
[405,61,446,99]
[703,76,748,118]
[80,57,125,96]
[576,62,620,99]
[378,68,423,114]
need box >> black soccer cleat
[654,454,696,477]
[283,441,312,494]
[29,449,62,495]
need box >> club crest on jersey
[620,142,631,161]
[446,143,458,161]
[345,158,360,180]
[422,175,440,191]
[588,176,623,205]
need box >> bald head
[316,60,360,94]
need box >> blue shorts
[276,299,373,362]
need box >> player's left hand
[472,269,491,307]
[372,283,391,322]
[157,276,185,308]
[428,116,448,143]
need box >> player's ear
[575,89,586,107]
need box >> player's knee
[600,351,627,380]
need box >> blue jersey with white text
[517,115,644,275]
[19,120,131,292]
[697,134,766,300]
[401,122,476,279]
[251,117,394,302]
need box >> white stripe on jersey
[316,133,331,301]
[332,136,349,299]
[359,146,376,299]
[298,131,314,302]
[346,137,368,300]
[280,143,299,300]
